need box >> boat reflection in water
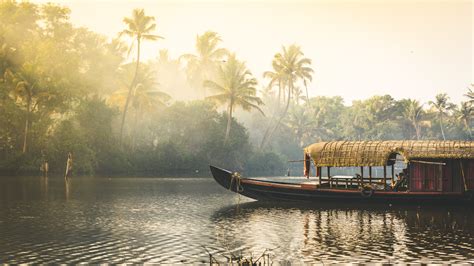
[211,201,474,263]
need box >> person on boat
[392,170,408,191]
[391,174,400,190]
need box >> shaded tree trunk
[259,81,283,150]
[131,107,140,151]
[277,80,282,104]
[22,117,29,153]
[120,37,141,145]
[304,80,310,103]
[224,100,233,144]
[22,92,31,154]
[260,80,292,149]
[412,121,420,140]
[463,118,472,139]
[439,114,446,140]
[415,124,421,140]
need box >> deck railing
[315,176,390,190]
[313,165,396,190]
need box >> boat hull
[210,165,474,205]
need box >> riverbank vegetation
[0,1,472,176]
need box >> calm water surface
[0,176,473,264]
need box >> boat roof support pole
[328,167,331,188]
[369,166,372,185]
[383,166,387,191]
[318,167,322,186]
[391,164,395,184]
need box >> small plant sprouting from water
[202,246,273,265]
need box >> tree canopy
[0,1,471,177]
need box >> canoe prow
[210,165,240,193]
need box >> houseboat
[210,140,474,204]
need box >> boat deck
[244,175,397,192]
[210,165,472,204]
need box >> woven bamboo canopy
[305,140,474,167]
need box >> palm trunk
[131,107,140,151]
[259,118,274,150]
[464,118,472,139]
[277,80,282,110]
[260,80,292,149]
[439,114,446,140]
[224,101,233,143]
[120,37,141,145]
[259,81,282,150]
[22,92,31,154]
[278,81,281,103]
[22,117,29,153]
[304,80,310,103]
[412,120,420,140]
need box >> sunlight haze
[32,0,473,104]
[2,2,474,263]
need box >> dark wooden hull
[210,165,474,205]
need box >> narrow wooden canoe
[210,165,474,205]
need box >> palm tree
[181,31,228,97]
[118,8,163,144]
[455,101,472,139]
[284,105,313,147]
[402,99,424,140]
[465,84,474,106]
[5,63,45,154]
[0,42,16,76]
[260,44,313,149]
[109,64,170,112]
[429,93,454,140]
[263,67,287,106]
[203,54,264,143]
[109,64,170,148]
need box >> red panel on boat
[442,160,463,192]
[442,160,453,192]
[463,160,474,190]
[409,162,443,192]
[410,162,423,191]
[452,160,463,192]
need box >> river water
[0,176,473,264]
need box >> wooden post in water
[369,166,372,185]
[383,166,387,190]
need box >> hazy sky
[33,0,473,104]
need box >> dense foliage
[0,1,471,177]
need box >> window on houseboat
[393,154,408,177]
[391,154,408,191]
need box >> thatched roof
[304,141,474,167]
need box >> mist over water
[0,176,473,264]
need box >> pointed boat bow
[210,165,239,192]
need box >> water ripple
[0,176,472,264]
